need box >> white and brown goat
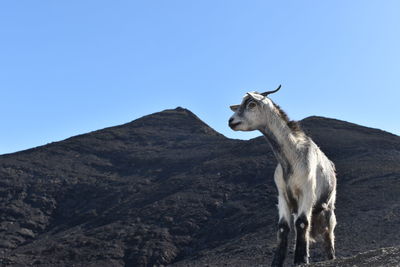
[229,86,337,266]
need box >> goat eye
[247,102,257,109]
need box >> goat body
[229,89,337,266]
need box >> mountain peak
[127,107,223,138]
[174,106,188,112]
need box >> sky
[0,1,399,155]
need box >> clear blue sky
[1,1,399,155]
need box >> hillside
[1,107,399,266]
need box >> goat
[228,86,337,266]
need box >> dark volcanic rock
[305,246,400,267]
[0,109,399,267]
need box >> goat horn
[261,85,281,96]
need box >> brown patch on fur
[293,187,302,199]
[286,189,299,214]
[310,210,330,241]
[272,101,303,135]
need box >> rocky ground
[0,107,399,266]
[305,246,400,267]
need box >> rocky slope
[305,246,400,267]
[0,107,399,266]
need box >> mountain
[0,107,399,267]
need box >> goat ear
[230,105,240,112]
[247,92,264,101]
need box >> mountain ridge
[3,108,398,157]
